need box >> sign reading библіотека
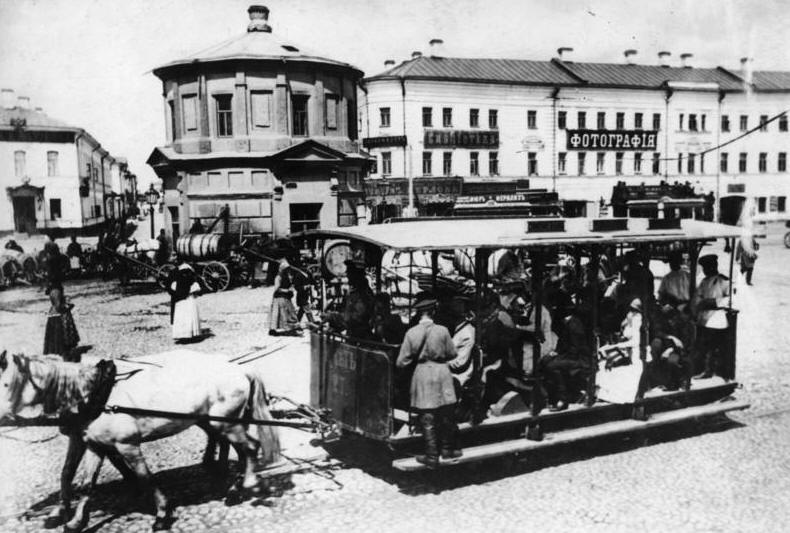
[566,130,658,151]
[424,129,499,148]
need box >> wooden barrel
[176,234,231,260]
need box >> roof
[364,55,790,92]
[0,106,75,131]
[301,217,743,251]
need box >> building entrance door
[12,196,36,234]
[719,196,745,225]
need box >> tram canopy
[299,217,743,252]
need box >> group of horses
[0,349,282,532]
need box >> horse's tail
[245,371,281,467]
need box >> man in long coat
[396,297,461,467]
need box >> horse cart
[298,216,750,471]
[0,249,42,288]
[104,241,175,290]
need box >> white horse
[0,350,281,532]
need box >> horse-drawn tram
[300,216,750,471]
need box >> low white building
[1,89,134,236]
[360,45,790,222]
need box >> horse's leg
[223,424,259,492]
[63,447,104,533]
[115,442,172,531]
[44,433,85,529]
[106,449,137,484]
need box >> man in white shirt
[690,254,730,379]
[658,252,690,306]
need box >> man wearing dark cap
[396,296,461,467]
[690,254,730,379]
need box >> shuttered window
[251,91,272,128]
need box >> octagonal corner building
[147,5,369,240]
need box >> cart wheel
[156,264,176,290]
[202,261,231,292]
[784,232,790,249]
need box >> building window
[381,152,392,176]
[597,112,606,129]
[780,114,788,132]
[289,203,322,234]
[292,95,309,136]
[652,113,661,131]
[422,107,433,127]
[49,199,61,220]
[14,150,25,177]
[380,107,391,128]
[689,114,698,132]
[634,113,643,130]
[770,196,779,212]
[779,196,787,212]
[759,152,767,173]
[739,153,747,173]
[93,204,102,218]
[470,152,479,176]
[760,115,768,132]
[182,94,198,132]
[557,111,566,130]
[740,115,748,132]
[677,154,684,175]
[720,153,729,173]
[489,151,499,176]
[652,152,660,175]
[251,91,272,128]
[325,95,338,130]
[616,112,624,130]
[443,152,452,176]
[596,152,605,174]
[577,152,586,176]
[678,113,685,131]
[701,115,707,131]
[634,152,642,174]
[214,94,233,137]
[422,151,432,176]
[779,152,787,172]
[527,152,538,176]
[700,153,705,174]
[470,108,479,128]
[721,115,730,132]
[443,107,453,127]
[687,153,696,174]
[527,110,537,130]
[577,111,586,129]
[47,151,58,176]
[168,101,176,140]
[757,197,766,213]
[615,152,624,175]
[489,109,498,129]
[558,152,567,174]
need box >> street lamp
[144,183,160,239]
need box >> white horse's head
[0,351,38,420]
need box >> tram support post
[471,248,490,425]
[527,250,545,441]
[430,251,438,293]
[587,245,600,408]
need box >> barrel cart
[174,233,250,292]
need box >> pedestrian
[396,296,462,467]
[169,263,202,342]
[268,259,300,336]
[690,254,730,379]
[155,229,170,266]
[735,235,759,286]
[66,235,83,273]
[43,243,80,361]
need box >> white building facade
[361,49,790,222]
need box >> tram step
[391,399,749,471]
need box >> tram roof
[301,218,743,251]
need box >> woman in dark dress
[43,250,80,360]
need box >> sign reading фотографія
[566,130,658,150]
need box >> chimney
[17,96,30,110]
[740,57,754,84]
[680,53,693,68]
[658,51,671,67]
[429,38,444,57]
[1,88,14,110]
[384,59,395,68]
[411,51,422,59]
[624,49,637,65]
[557,46,574,61]
[247,5,272,32]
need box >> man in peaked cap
[396,294,461,467]
[690,254,730,379]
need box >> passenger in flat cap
[690,254,730,379]
[396,294,461,467]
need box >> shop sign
[362,135,407,149]
[424,129,499,148]
[456,193,531,205]
[566,129,658,151]
[727,183,745,194]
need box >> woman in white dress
[170,263,202,342]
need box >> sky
[1,0,788,187]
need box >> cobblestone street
[2,229,790,532]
